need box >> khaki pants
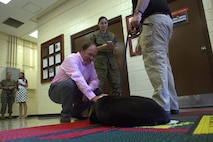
[139,14,179,112]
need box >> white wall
[35,0,213,115]
[37,0,134,114]
[0,32,38,117]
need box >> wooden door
[168,0,213,96]
[71,16,130,96]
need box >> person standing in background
[0,72,16,119]
[90,16,121,96]
[129,0,179,115]
[16,72,28,119]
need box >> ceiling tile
[23,2,42,14]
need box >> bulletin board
[40,34,64,83]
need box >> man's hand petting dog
[92,94,108,102]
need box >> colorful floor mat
[1,110,213,142]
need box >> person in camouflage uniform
[0,72,16,119]
[90,16,121,96]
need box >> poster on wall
[172,7,189,26]
[49,56,54,66]
[55,42,61,52]
[55,53,61,64]
[49,44,54,54]
[49,68,55,77]
[42,58,48,68]
[43,69,48,79]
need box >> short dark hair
[20,72,25,78]
[6,72,11,75]
[98,16,108,24]
[80,41,95,51]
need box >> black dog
[89,96,170,127]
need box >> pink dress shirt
[51,52,99,100]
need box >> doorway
[168,0,213,108]
[71,16,130,97]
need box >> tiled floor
[0,107,212,131]
[0,115,60,131]
[0,114,80,131]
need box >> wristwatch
[134,9,143,15]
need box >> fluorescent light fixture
[0,0,11,4]
[29,30,38,38]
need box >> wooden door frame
[71,16,122,52]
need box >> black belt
[152,12,169,15]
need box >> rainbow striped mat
[0,110,213,142]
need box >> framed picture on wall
[43,69,48,79]
[49,44,54,54]
[55,53,61,64]
[40,34,64,83]
[126,14,134,33]
[55,42,61,52]
[49,67,55,78]
[126,14,142,57]
[42,58,48,68]
[129,36,142,56]
[49,56,54,66]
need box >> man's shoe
[1,114,5,120]
[72,114,88,120]
[171,110,179,115]
[8,114,12,119]
[60,116,71,123]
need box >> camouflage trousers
[1,90,14,114]
[94,55,121,96]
